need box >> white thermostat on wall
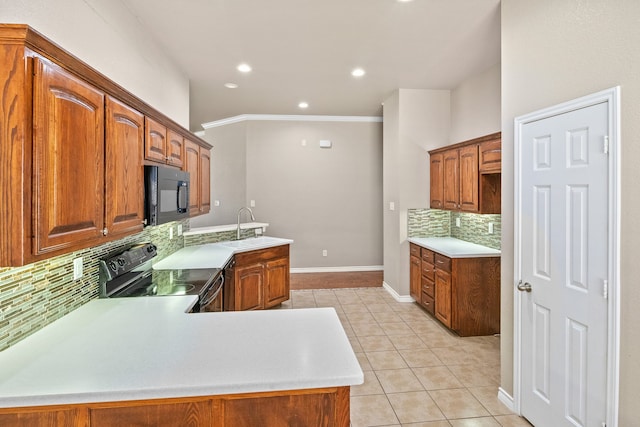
[319,140,332,148]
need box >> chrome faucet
[237,207,256,240]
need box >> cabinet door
[199,147,211,215]
[235,264,264,310]
[144,117,167,163]
[479,138,501,173]
[90,401,211,427]
[264,257,290,308]
[442,149,459,210]
[166,129,184,168]
[429,152,444,209]
[184,140,201,216]
[410,255,421,300]
[105,96,144,237]
[459,144,479,212]
[435,269,452,328]
[32,58,105,255]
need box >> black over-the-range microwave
[144,165,190,226]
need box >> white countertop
[408,237,501,258]
[152,236,293,270]
[0,298,362,408]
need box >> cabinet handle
[103,227,108,236]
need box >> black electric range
[99,242,224,312]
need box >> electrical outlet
[250,200,256,208]
[455,217,461,227]
[389,202,395,211]
[322,249,328,257]
[488,222,494,234]
[177,224,183,236]
[214,200,220,207]
[169,226,174,240]
[73,257,83,280]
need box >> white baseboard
[290,266,383,274]
[497,387,516,413]
[382,281,415,303]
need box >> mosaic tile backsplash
[408,208,501,250]
[184,227,262,246]
[0,220,188,352]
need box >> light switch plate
[488,222,494,234]
[389,202,395,211]
[177,224,183,236]
[455,217,461,227]
[169,226,174,240]
[250,200,256,208]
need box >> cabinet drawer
[421,261,435,280]
[421,277,435,298]
[421,248,434,263]
[410,243,421,258]
[479,138,501,173]
[421,293,435,315]
[434,254,451,272]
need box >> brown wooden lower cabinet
[409,243,500,336]
[0,387,350,427]
[225,245,290,311]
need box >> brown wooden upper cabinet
[184,139,211,217]
[0,24,211,266]
[429,132,501,214]
[144,118,186,168]
[32,58,106,256]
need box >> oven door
[198,272,224,313]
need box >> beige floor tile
[430,346,478,365]
[375,368,424,393]
[419,332,464,349]
[351,321,386,337]
[412,366,464,390]
[367,302,395,312]
[386,391,446,423]
[449,417,500,427]
[428,388,490,419]
[347,312,377,323]
[366,350,408,370]
[349,337,364,353]
[359,335,397,352]
[350,395,399,427]
[372,311,405,323]
[448,364,499,387]
[380,322,416,336]
[401,422,452,427]
[399,348,443,368]
[351,370,385,396]
[355,352,373,371]
[467,386,513,416]
[342,303,371,313]
[493,415,533,427]
[388,334,427,350]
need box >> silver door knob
[517,280,532,292]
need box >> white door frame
[513,87,621,426]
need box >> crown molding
[201,114,383,129]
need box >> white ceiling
[120,0,501,131]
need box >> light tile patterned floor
[281,288,533,427]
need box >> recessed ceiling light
[224,83,239,89]
[351,68,366,77]
[298,102,309,109]
[237,63,252,73]
[397,0,414,3]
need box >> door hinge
[603,279,608,299]
[603,135,609,154]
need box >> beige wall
[196,119,383,269]
[192,122,248,226]
[502,0,640,422]
[383,89,450,296]
[1,0,190,127]
[450,63,501,143]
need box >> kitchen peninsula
[0,297,362,426]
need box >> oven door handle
[200,274,224,308]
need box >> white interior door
[517,101,610,427]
